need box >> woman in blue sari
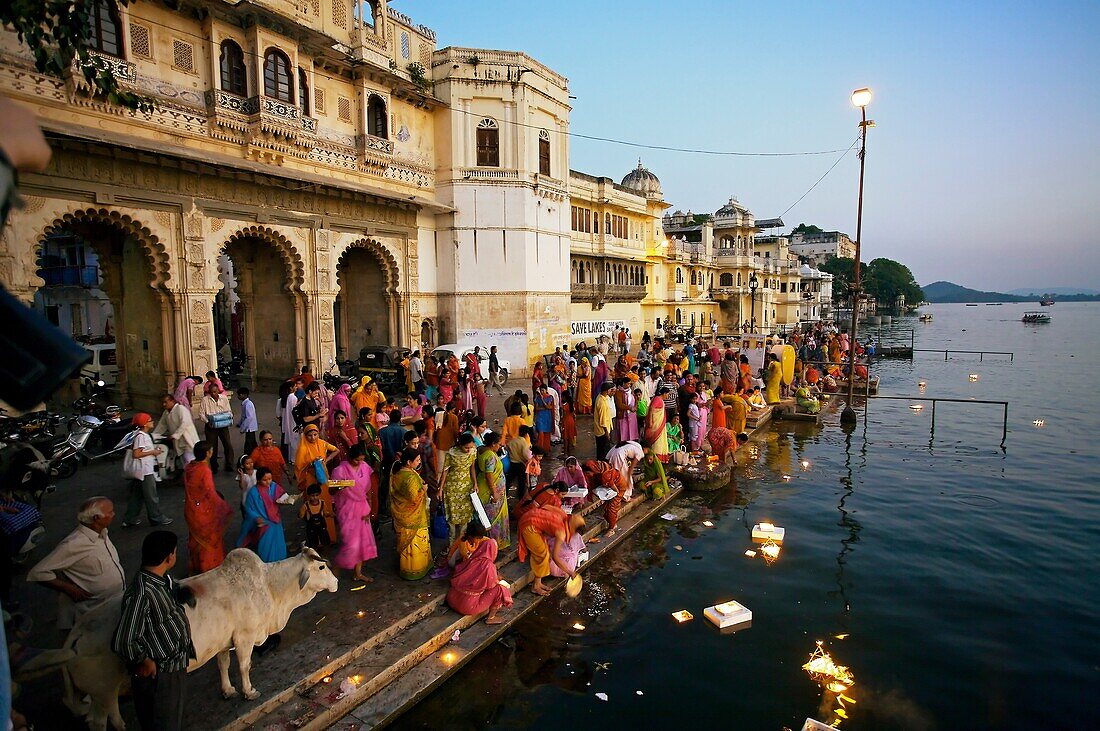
[237,466,288,562]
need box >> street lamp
[748,271,759,332]
[841,87,873,426]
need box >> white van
[80,343,118,390]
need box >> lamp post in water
[841,87,873,426]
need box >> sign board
[570,319,626,339]
[458,328,527,372]
[739,333,768,375]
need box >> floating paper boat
[671,609,693,623]
[704,600,752,630]
[752,522,785,543]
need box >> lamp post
[748,271,759,332]
[841,87,873,426]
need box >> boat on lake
[1022,311,1051,323]
[1039,298,1055,306]
[919,313,933,321]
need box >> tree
[791,223,824,236]
[2,0,153,113]
[819,257,860,300]
[865,258,924,309]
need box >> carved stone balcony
[572,282,646,305]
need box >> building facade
[788,230,856,266]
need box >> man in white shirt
[409,351,424,394]
[153,393,199,467]
[27,496,125,631]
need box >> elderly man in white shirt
[153,393,200,466]
[605,440,644,499]
[26,496,125,632]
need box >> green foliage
[820,256,924,309]
[791,223,824,236]
[406,62,430,90]
[691,213,712,225]
[866,258,924,307]
[1,0,154,113]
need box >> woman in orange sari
[560,392,577,455]
[710,387,729,431]
[576,359,593,414]
[434,401,460,452]
[184,441,233,575]
[582,460,628,537]
[294,424,340,543]
[250,430,288,488]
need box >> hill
[922,281,1100,303]
[1007,287,1100,296]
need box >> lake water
[395,303,1100,730]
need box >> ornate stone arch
[338,237,401,293]
[37,207,172,289]
[222,225,306,293]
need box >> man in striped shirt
[112,531,193,731]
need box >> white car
[430,344,510,386]
[80,343,118,391]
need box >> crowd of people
[7,320,872,730]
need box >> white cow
[62,546,338,730]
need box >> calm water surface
[396,303,1100,730]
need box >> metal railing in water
[912,348,1014,362]
[862,395,1009,445]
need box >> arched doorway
[420,318,436,352]
[216,229,303,389]
[334,243,398,358]
[35,212,172,407]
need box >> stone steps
[230,486,680,730]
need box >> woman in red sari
[531,360,547,392]
[446,523,512,624]
[326,409,359,467]
[184,441,233,575]
[560,392,577,455]
[582,460,628,538]
[250,430,289,488]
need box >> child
[236,387,258,456]
[525,446,545,500]
[299,484,331,549]
[236,454,256,518]
[665,413,684,453]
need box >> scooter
[49,418,164,480]
[322,358,358,390]
[0,439,56,509]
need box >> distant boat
[919,313,933,322]
[987,303,1003,306]
[1022,311,1051,323]
[1039,298,1055,306]
[965,303,978,307]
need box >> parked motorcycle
[322,358,359,390]
[0,439,56,509]
[49,417,162,480]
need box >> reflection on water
[396,304,1100,730]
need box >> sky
[399,0,1100,291]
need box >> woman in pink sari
[644,388,670,461]
[446,523,513,624]
[327,383,353,432]
[331,445,378,582]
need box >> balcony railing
[40,265,99,287]
[461,168,522,181]
[571,282,646,304]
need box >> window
[315,88,326,114]
[88,0,122,56]
[219,41,247,95]
[130,23,152,59]
[337,96,352,122]
[605,213,611,236]
[676,268,683,284]
[172,39,194,73]
[539,130,551,176]
[368,95,387,138]
[676,309,682,324]
[720,273,734,287]
[263,49,293,102]
[476,118,499,167]
[690,270,697,285]
[583,209,591,233]
[298,68,310,114]
[354,0,377,27]
[737,272,742,286]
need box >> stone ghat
[218,485,682,731]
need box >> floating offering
[800,460,811,470]
[565,574,583,598]
[918,380,927,388]
[802,640,856,690]
[702,520,715,527]
[704,600,752,630]
[759,540,782,564]
[781,474,792,482]
[969,374,980,381]
[744,549,757,558]
[1033,419,1045,427]
[595,692,609,701]
[356,610,365,618]
[661,512,677,521]
[909,403,924,411]
[572,622,586,631]
[441,650,457,665]
[752,522,785,543]
[672,610,694,623]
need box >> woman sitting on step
[446,522,513,625]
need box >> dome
[621,159,662,197]
[715,196,749,217]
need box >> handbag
[312,458,329,486]
[671,448,689,466]
[430,502,450,539]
